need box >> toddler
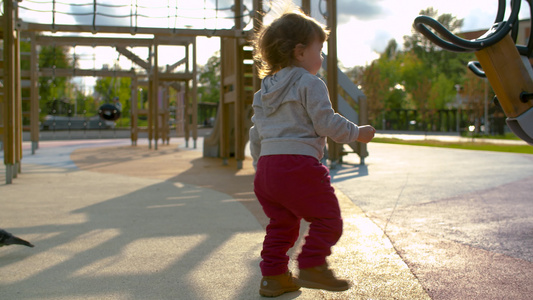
[250,8,376,298]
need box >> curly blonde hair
[253,9,329,78]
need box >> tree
[400,7,478,131]
[404,7,465,78]
[94,77,131,103]
[72,88,96,116]
[38,45,71,117]
[94,76,132,120]
[197,52,221,103]
[357,39,407,129]
[359,61,388,126]
[462,70,493,133]
[403,8,471,110]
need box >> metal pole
[484,78,490,135]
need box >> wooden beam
[158,72,194,81]
[11,68,193,81]
[28,68,141,78]
[18,21,248,38]
[34,35,154,47]
[115,46,151,71]
[165,57,187,72]
[154,35,195,45]
[32,35,195,47]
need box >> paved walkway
[1,135,532,299]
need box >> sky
[333,0,505,67]
[17,0,531,72]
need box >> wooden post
[192,38,198,148]
[14,26,22,177]
[148,47,153,149]
[30,32,40,154]
[162,84,169,145]
[234,39,245,169]
[130,76,138,145]
[358,96,369,164]
[252,0,262,93]
[326,0,339,167]
[301,0,311,15]
[3,0,16,184]
[233,0,245,169]
[153,43,159,150]
[148,78,153,149]
[220,38,230,164]
[184,83,190,148]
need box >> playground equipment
[1,0,368,184]
[203,0,369,169]
[0,0,215,183]
[414,0,533,145]
[98,103,121,121]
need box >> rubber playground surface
[1,135,532,299]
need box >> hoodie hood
[255,67,308,116]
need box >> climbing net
[16,0,255,32]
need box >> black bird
[0,229,35,247]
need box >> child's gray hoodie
[250,66,360,167]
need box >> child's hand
[357,125,376,143]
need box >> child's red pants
[254,155,343,276]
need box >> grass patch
[372,137,533,154]
[460,132,521,140]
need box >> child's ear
[293,43,305,62]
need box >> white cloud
[337,0,384,23]
[334,0,521,67]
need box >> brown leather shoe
[259,271,301,297]
[297,263,350,291]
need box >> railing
[321,53,369,164]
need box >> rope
[51,0,55,31]
[18,0,244,23]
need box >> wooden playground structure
[1,0,369,184]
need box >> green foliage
[429,73,456,109]
[353,7,486,131]
[94,77,131,103]
[38,45,71,117]
[93,76,132,122]
[73,89,96,116]
[197,52,221,103]
[401,7,469,110]
[20,41,32,71]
